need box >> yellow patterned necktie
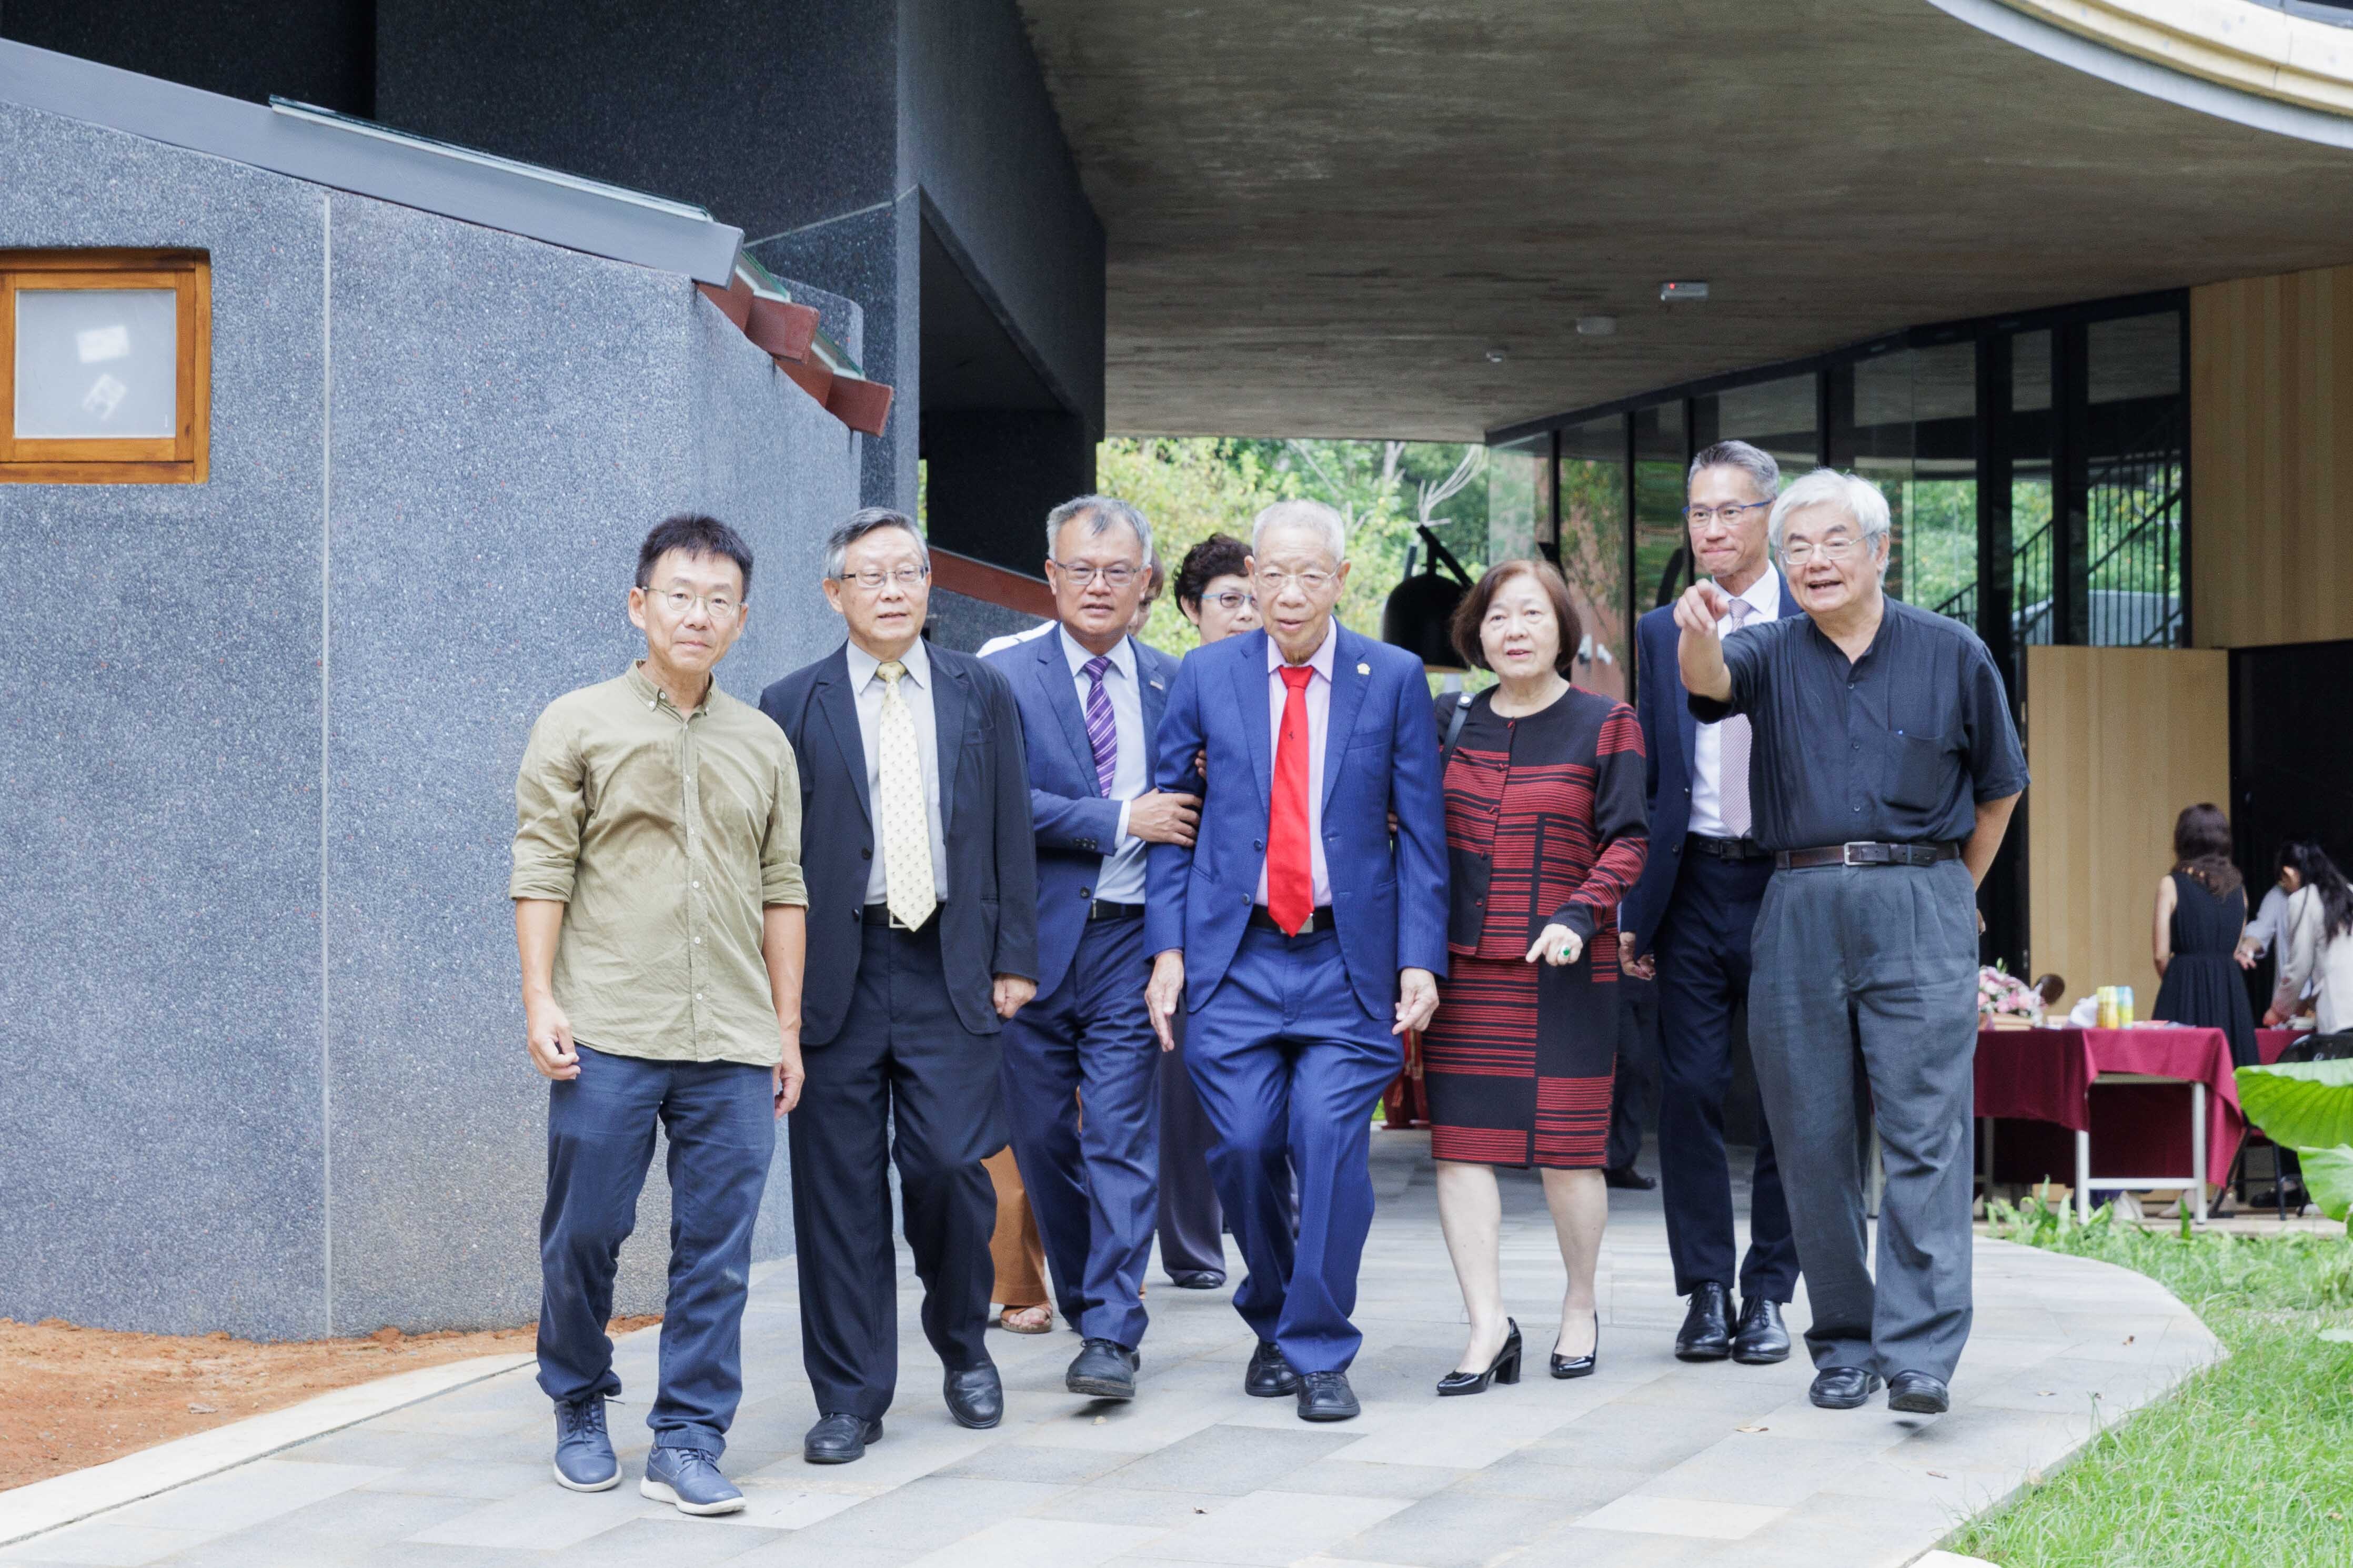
[877,660,937,931]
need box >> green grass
[1951,1200,2353,1567]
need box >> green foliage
[2237,1063,2353,1223]
[1958,1207,2353,1566]
[2237,1060,2353,1152]
[1101,436,1489,659]
[2298,1147,2353,1227]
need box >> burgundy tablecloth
[1975,1026,2246,1187]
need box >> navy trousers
[1607,969,1662,1173]
[1185,925,1401,1373]
[790,919,1004,1420]
[1651,849,1799,1303]
[1001,912,1161,1347]
[1157,1014,1230,1280]
[536,1045,776,1456]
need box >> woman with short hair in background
[1151,534,1264,1290]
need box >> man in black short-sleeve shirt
[1678,469,2025,1418]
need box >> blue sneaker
[640,1444,745,1516]
[550,1397,618,1492]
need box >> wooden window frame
[0,249,210,484]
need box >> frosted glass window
[14,289,178,439]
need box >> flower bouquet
[1979,963,2042,1028]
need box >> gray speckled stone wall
[0,100,859,1338]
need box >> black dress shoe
[943,1364,1003,1429]
[1732,1297,1792,1364]
[1067,1338,1141,1400]
[1887,1371,1950,1414]
[1602,1165,1657,1191]
[803,1412,882,1464]
[1169,1271,1226,1290]
[1244,1339,1301,1398]
[1550,1314,1599,1380]
[1674,1282,1734,1361]
[1436,1319,1521,1396]
[1808,1367,1884,1410]
[1295,1369,1360,1421]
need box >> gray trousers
[1748,859,1979,1382]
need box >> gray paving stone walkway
[3,1132,2219,1568]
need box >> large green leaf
[2294,1146,2353,1225]
[2236,1060,2353,1151]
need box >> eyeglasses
[650,588,742,621]
[1051,560,1143,588]
[1255,567,1337,595]
[1204,590,1256,613]
[839,565,930,591]
[1778,535,1866,566]
[1684,501,1769,526]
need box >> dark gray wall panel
[0,104,333,1340]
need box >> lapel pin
[1150,678,1164,690]
[1356,662,1371,676]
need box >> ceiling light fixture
[1659,281,1710,302]
[1576,316,1617,337]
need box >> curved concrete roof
[1014,0,2353,440]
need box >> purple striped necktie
[1082,655,1118,796]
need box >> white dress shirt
[845,637,949,904]
[1059,626,1149,903]
[1687,571,1780,839]
[1255,621,1336,909]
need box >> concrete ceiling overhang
[1013,0,2353,441]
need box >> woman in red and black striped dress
[1420,560,1647,1394]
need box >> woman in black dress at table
[1419,560,1646,1394]
[2151,802,2256,1067]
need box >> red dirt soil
[0,1314,657,1493]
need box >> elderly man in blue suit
[1145,499,1447,1423]
[1618,439,1806,1367]
[987,495,1196,1402]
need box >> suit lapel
[1137,638,1169,743]
[932,651,968,842]
[1035,631,1097,786]
[1321,627,1369,808]
[1229,631,1273,814]
[814,651,871,828]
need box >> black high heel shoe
[1551,1314,1599,1379]
[1436,1319,1522,1396]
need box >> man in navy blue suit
[1145,499,1447,1422]
[987,495,1196,1402]
[1619,440,1803,1367]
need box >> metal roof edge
[0,39,743,285]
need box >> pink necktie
[1718,600,1754,839]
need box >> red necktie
[1267,664,1315,935]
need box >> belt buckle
[1842,842,1871,867]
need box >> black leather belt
[1688,834,1768,862]
[1248,904,1336,935]
[1088,900,1145,923]
[862,903,933,927]
[1775,842,1963,870]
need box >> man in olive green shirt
[510,514,807,1519]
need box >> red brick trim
[930,549,1053,618]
